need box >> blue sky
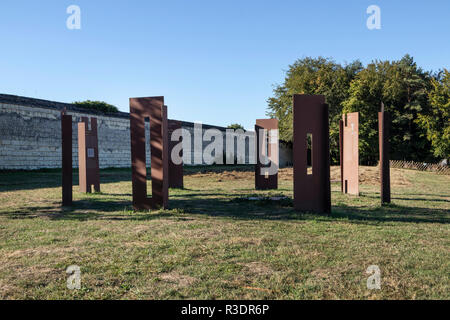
[0,0,449,129]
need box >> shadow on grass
[183,165,254,175]
[0,199,174,222]
[1,167,448,224]
[172,197,450,224]
[0,169,133,192]
[0,165,253,192]
[360,193,450,203]
[332,203,449,224]
[2,194,448,225]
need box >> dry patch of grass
[158,272,198,288]
[242,262,273,276]
[189,166,412,188]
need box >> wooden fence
[390,160,450,175]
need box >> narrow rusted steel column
[78,117,100,193]
[255,119,279,190]
[168,120,184,189]
[293,95,331,214]
[379,104,391,204]
[342,112,359,195]
[339,119,344,193]
[130,97,169,210]
[61,111,73,206]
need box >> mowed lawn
[0,166,448,300]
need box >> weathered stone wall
[0,94,292,170]
[0,102,131,169]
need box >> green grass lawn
[0,166,449,300]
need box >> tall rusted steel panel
[340,112,359,195]
[61,111,73,206]
[130,97,169,210]
[339,119,344,193]
[168,120,184,189]
[379,105,391,204]
[78,117,100,193]
[255,119,279,190]
[293,95,331,214]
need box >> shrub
[73,100,119,113]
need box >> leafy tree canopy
[342,54,432,164]
[227,123,245,130]
[267,56,362,163]
[416,69,450,160]
[267,54,448,164]
[73,100,119,113]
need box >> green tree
[343,55,433,164]
[73,100,119,113]
[416,69,450,160]
[267,57,362,163]
[227,123,245,130]
[391,55,431,161]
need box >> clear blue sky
[0,0,448,129]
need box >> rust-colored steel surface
[255,119,278,190]
[293,95,331,214]
[379,107,391,204]
[340,112,359,195]
[130,97,169,210]
[168,120,184,189]
[61,111,72,206]
[339,119,344,193]
[78,117,100,193]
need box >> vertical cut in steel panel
[293,95,331,214]
[379,107,391,204]
[168,120,184,188]
[61,111,72,206]
[130,97,169,210]
[255,119,279,190]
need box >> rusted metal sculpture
[293,95,331,214]
[340,112,359,195]
[379,103,391,204]
[78,117,100,193]
[255,119,278,190]
[339,119,344,193]
[61,110,72,206]
[130,96,169,210]
[168,120,184,189]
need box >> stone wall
[0,94,292,170]
[0,102,130,169]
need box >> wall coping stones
[0,93,229,132]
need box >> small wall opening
[307,133,313,175]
